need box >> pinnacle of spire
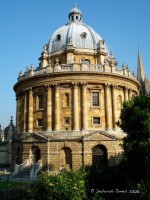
[137,48,145,83]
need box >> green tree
[32,170,87,200]
[119,95,150,181]
[119,95,150,199]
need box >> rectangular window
[92,92,99,106]
[37,119,43,127]
[63,117,70,126]
[38,95,43,109]
[93,117,100,125]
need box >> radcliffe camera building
[11,4,149,173]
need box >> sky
[0,0,150,128]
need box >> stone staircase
[14,165,31,178]
[11,159,42,179]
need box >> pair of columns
[105,84,118,130]
[105,84,132,130]
[48,83,87,131]
[16,89,33,133]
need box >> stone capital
[104,83,110,88]
[111,84,117,89]
[29,88,33,95]
[80,82,88,86]
[45,84,52,90]
[124,86,129,91]
[72,82,79,88]
[53,83,60,88]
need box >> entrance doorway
[92,145,107,166]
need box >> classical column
[16,95,21,133]
[54,85,60,131]
[82,83,87,131]
[23,92,27,132]
[105,83,111,130]
[73,83,79,131]
[47,86,52,131]
[28,89,33,133]
[128,88,132,99]
[112,84,117,130]
[124,87,128,101]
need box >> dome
[47,4,109,54]
[4,116,16,141]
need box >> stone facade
[12,5,140,171]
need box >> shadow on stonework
[85,152,140,200]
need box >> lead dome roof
[47,4,109,54]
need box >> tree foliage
[119,96,150,181]
[119,95,150,198]
[32,170,87,200]
[120,95,150,140]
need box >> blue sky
[0,0,150,128]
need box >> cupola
[68,4,82,23]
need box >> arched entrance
[92,145,108,166]
[31,146,41,163]
[60,147,72,169]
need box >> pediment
[82,131,116,141]
[22,133,47,143]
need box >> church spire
[137,48,145,82]
[137,48,146,95]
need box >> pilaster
[47,86,52,131]
[23,91,27,132]
[73,83,79,131]
[124,87,129,101]
[81,82,88,131]
[54,84,60,131]
[16,95,21,133]
[105,83,111,130]
[112,84,117,130]
[28,88,33,133]
[128,88,132,99]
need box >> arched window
[92,145,108,166]
[16,147,22,164]
[57,34,61,41]
[37,95,44,109]
[62,93,70,107]
[82,59,90,65]
[31,146,41,163]
[117,95,122,109]
[60,147,72,169]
